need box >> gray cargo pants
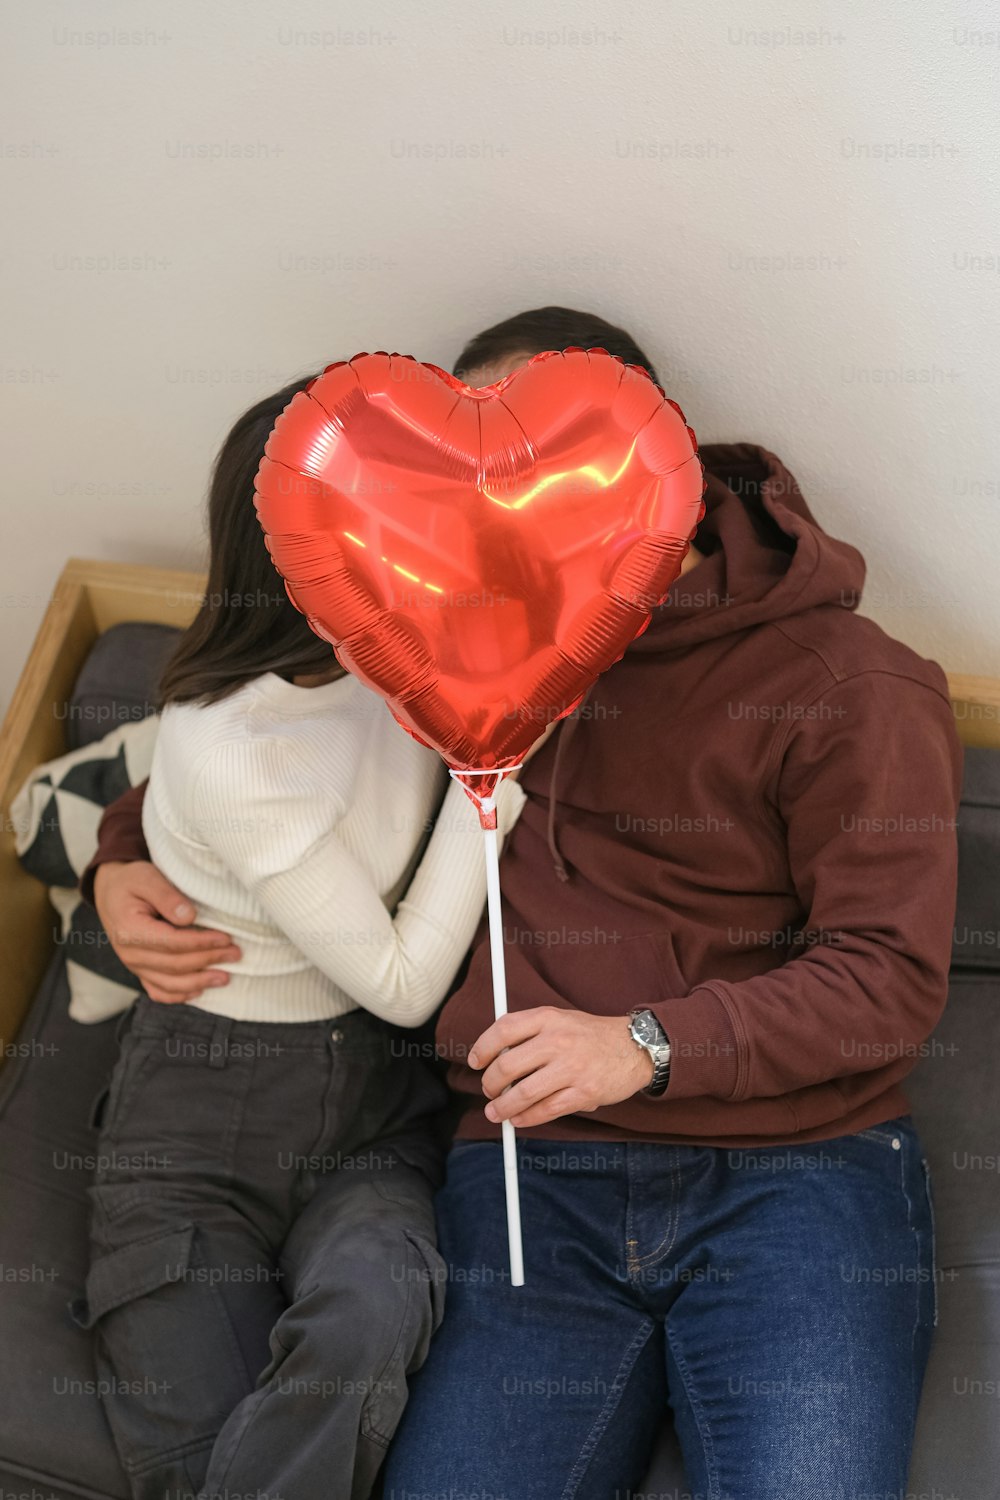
[72,995,449,1500]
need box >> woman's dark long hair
[161,309,663,707]
[160,375,337,707]
[453,305,660,387]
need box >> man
[88,308,961,1497]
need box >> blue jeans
[382,1118,936,1500]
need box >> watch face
[632,1012,656,1045]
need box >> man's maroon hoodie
[86,444,962,1148]
[440,443,962,1146]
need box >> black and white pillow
[12,717,159,1023]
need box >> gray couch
[0,624,998,1499]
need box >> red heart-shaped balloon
[255,349,704,808]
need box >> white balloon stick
[481,820,525,1288]
[450,768,526,1287]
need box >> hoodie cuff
[79,781,150,907]
[649,984,742,1101]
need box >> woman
[76,373,525,1500]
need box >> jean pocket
[854,1114,917,1151]
[920,1155,939,1329]
[850,1118,937,1332]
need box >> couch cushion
[953,747,1000,970]
[909,1264,1000,1497]
[66,622,179,752]
[906,973,1000,1268]
[0,954,128,1498]
[12,718,159,1023]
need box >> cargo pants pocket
[72,1220,253,1497]
[359,1220,448,1450]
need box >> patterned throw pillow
[12,717,159,1023]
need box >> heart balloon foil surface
[255,348,705,796]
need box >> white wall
[2,0,997,717]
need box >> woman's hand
[467,1006,654,1129]
[94,861,241,1002]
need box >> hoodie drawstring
[546,688,592,883]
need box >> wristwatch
[627,1009,672,1097]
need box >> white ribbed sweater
[142,672,524,1024]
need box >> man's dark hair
[159,374,336,707]
[453,306,660,387]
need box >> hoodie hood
[629,442,867,653]
[544,443,868,879]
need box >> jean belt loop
[209,1015,234,1069]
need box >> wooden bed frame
[2,556,1000,1062]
